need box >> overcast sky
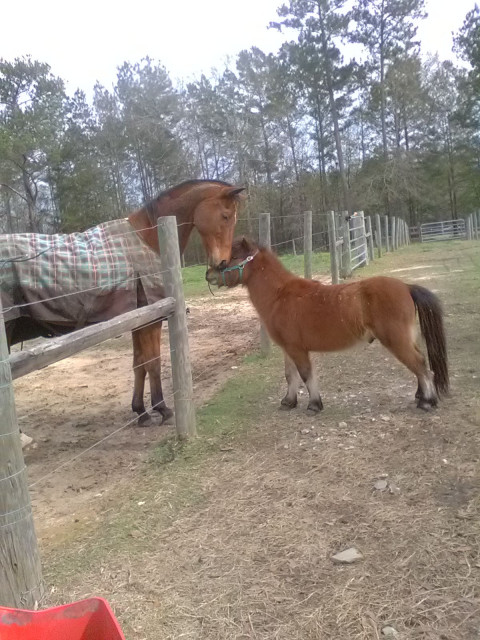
[1,0,476,95]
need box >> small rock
[338,421,347,428]
[380,415,391,422]
[300,428,310,435]
[20,433,33,449]
[374,479,388,491]
[388,480,400,494]
[381,626,399,638]
[331,547,363,564]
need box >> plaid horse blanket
[0,218,164,325]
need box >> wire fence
[0,210,418,518]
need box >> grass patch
[182,263,209,298]
[279,250,330,276]
[44,348,284,582]
[152,350,282,465]
[182,250,331,298]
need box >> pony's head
[206,236,258,287]
[194,185,246,269]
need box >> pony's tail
[409,284,449,396]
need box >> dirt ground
[15,286,260,539]
[15,242,480,639]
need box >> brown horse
[207,237,449,413]
[2,180,244,424]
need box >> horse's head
[206,236,258,287]
[194,185,246,270]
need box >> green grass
[181,263,209,298]
[44,349,284,585]
[279,250,330,276]
[181,250,332,298]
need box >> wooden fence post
[358,211,369,266]
[473,211,479,241]
[383,216,390,252]
[375,214,383,257]
[391,217,396,250]
[466,215,472,240]
[327,210,339,284]
[304,210,313,279]
[157,217,196,439]
[0,298,44,608]
[365,215,374,262]
[259,213,272,356]
[340,211,352,278]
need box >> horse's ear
[226,186,247,201]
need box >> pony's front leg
[287,348,324,414]
[281,352,301,409]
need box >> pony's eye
[222,214,229,221]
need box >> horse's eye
[222,214,229,221]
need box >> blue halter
[220,252,258,286]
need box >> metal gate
[419,219,466,242]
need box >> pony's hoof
[306,401,324,415]
[416,399,433,411]
[280,397,297,410]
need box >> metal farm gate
[419,219,466,242]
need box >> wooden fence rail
[10,299,175,380]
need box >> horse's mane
[144,179,234,222]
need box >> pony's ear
[225,186,247,201]
[241,236,251,249]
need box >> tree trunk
[379,0,388,160]
[317,0,350,212]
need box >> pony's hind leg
[286,348,324,414]
[132,322,174,425]
[377,328,437,410]
[281,352,301,409]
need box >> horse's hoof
[137,413,153,426]
[160,409,175,425]
[280,397,297,410]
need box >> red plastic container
[0,597,125,640]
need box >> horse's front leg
[281,352,301,409]
[286,348,324,414]
[131,322,173,425]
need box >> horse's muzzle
[205,267,220,286]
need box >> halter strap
[221,251,258,285]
